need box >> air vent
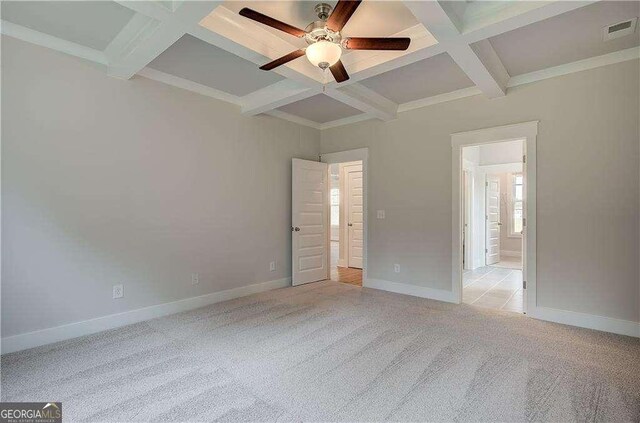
[603,17,637,41]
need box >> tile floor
[463,265,523,313]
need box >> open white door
[346,164,363,269]
[485,175,501,265]
[292,158,329,286]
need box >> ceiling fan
[239,0,411,83]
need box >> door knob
[497,222,502,226]
[295,227,300,231]
[348,223,353,227]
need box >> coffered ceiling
[1,1,639,129]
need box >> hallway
[463,266,523,313]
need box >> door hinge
[485,248,488,253]
[485,181,488,187]
[523,217,527,227]
[523,280,527,289]
[318,155,322,162]
[523,154,526,164]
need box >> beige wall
[321,60,640,323]
[1,37,320,337]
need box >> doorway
[462,150,525,312]
[291,148,368,287]
[451,121,538,315]
[329,161,363,286]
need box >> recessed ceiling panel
[490,1,640,76]
[224,1,418,49]
[1,1,135,50]
[148,35,284,97]
[360,53,474,104]
[277,94,362,123]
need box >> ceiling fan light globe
[306,40,342,68]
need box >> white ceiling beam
[108,1,220,79]
[403,0,507,98]
[325,84,398,121]
[446,42,508,98]
[138,67,241,105]
[241,80,321,116]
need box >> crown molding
[138,67,241,105]
[508,46,640,88]
[1,20,107,65]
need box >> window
[510,174,523,237]
[330,188,340,226]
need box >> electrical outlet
[394,264,400,273]
[112,284,124,299]
[269,261,276,271]
[377,210,385,219]
[191,273,199,285]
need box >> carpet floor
[2,281,639,422]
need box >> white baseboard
[1,277,291,354]
[501,250,522,258]
[365,278,457,304]
[529,306,640,338]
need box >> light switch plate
[270,261,276,271]
[377,210,385,219]
[394,264,400,273]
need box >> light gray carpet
[2,281,640,422]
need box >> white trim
[500,250,522,258]
[402,1,508,98]
[508,47,640,88]
[451,121,538,313]
[325,84,398,121]
[398,87,483,113]
[1,277,291,355]
[138,67,241,105]
[365,278,457,304]
[264,110,322,130]
[320,149,369,282]
[319,114,373,130]
[0,20,108,65]
[529,307,640,338]
[241,81,321,116]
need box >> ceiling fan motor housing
[305,21,341,45]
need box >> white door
[521,145,527,312]
[346,165,363,269]
[292,159,329,286]
[485,175,501,265]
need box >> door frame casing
[321,148,369,283]
[451,121,538,313]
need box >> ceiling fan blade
[343,37,411,51]
[330,60,350,83]
[326,0,362,32]
[239,8,306,38]
[259,49,306,71]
